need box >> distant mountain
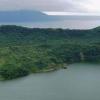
[0,10,99,23]
[0,10,58,22]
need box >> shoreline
[1,62,100,81]
[34,64,67,73]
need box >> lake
[0,63,100,100]
[0,19,100,29]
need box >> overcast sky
[0,0,100,13]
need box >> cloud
[0,0,99,13]
[43,12,100,16]
[0,0,62,11]
[0,0,74,11]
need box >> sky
[0,0,100,14]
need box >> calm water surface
[0,63,100,100]
[0,20,100,29]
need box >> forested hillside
[0,25,100,80]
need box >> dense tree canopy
[0,25,100,80]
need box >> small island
[0,25,100,80]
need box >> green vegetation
[0,25,100,80]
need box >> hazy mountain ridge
[0,10,99,23]
[0,10,58,22]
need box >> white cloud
[81,0,100,12]
[43,11,100,16]
[0,0,66,11]
[0,0,100,13]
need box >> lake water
[0,63,100,100]
[0,19,100,29]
